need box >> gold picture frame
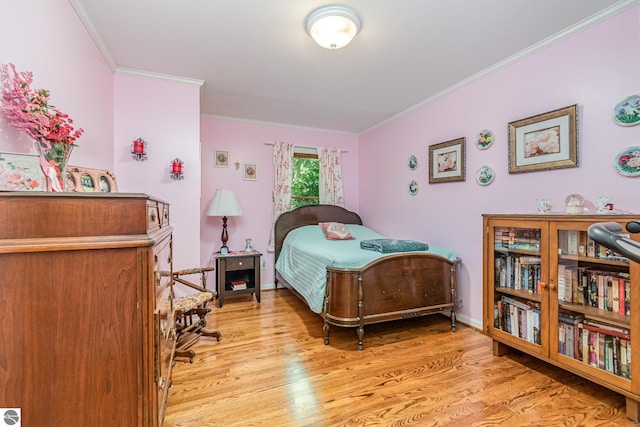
[428,137,465,183]
[508,104,578,174]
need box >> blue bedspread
[275,224,457,313]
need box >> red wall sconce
[131,137,148,161]
[170,158,184,180]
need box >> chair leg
[201,328,222,341]
[174,349,196,363]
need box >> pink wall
[359,6,640,327]
[0,0,113,169]
[114,72,203,274]
[200,118,360,286]
[2,0,638,327]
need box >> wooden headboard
[274,205,362,261]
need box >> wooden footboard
[324,253,459,350]
[273,204,460,351]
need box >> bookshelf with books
[483,214,640,422]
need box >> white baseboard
[456,313,482,330]
[261,282,276,291]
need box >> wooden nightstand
[215,250,262,308]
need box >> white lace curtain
[318,146,345,207]
[267,141,294,252]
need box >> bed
[274,205,460,350]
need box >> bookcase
[482,214,640,422]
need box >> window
[291,152,319,210]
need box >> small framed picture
[0,152,46,191]
[214,149,229,167]
[428,137,466,184]
[243,163,257,181]
[508,104,578,174]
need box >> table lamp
[207,189,243,254]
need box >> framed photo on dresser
[0,152,46,191]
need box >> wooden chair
[171,267,221,362]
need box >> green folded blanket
[360,239,429,253]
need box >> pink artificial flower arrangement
[0,63,84,190]
[0,63,83,148]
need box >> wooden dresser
[0,192,175,426]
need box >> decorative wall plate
[408,154,418,170]
[408,180,418,195]
[614,146,640,177]
[613,95,640,126]
[475,129,494,149]
[475,166,494,186]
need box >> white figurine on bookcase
[596,195,612,213]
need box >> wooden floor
[164,289,636,426]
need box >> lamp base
[220,216,229,251]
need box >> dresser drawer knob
[238,261,243,266]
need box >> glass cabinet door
[551,223,632,389]
[487,220,549,356]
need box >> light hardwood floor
[164,289,635,426]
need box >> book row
[559,314,631,379]
[494,227,541,251]
[557,265,630,316]
[559,230,630,262]
[493,296,541,345]
[495,254,542,294]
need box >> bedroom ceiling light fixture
[207,189,243,254]
[305,5,361,49]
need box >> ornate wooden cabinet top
[0,192,170,240]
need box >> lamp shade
[207,189,243,217]
[305,5,361,49]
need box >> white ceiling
[71,0,635,134]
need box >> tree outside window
[291,153,319,210]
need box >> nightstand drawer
[225,257,254,270]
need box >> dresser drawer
[160,203,170,227]
[154,237,172,297]
[147,201,161,232]
[225,256,254,271]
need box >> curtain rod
[264,141,348,153]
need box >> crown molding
[68,0,117,71]
[115,67,204,86]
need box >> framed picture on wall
[243,163,257,181]
[0,152,46,191]
[428,137,465,183]
[215,149,229,167]
[508,104,578,173]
